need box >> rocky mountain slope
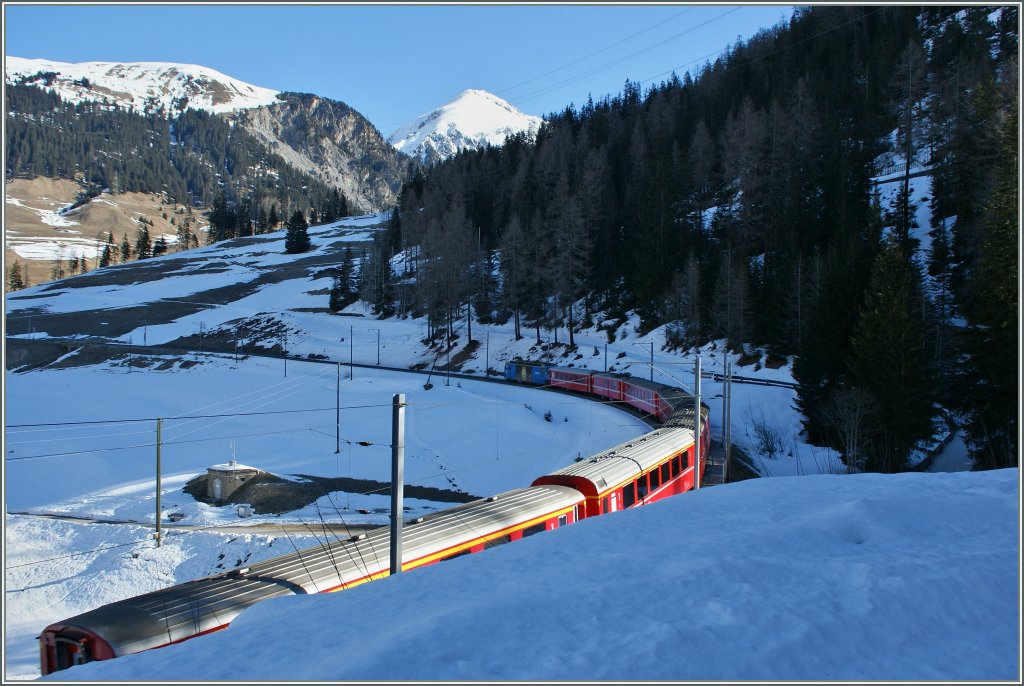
[230,93,408,212]
[5,58,408,212]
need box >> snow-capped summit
[5,56,282,114]
[387,89,543,164]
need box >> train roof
[534,427,695,496]
[46,485,583,657]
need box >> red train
[39,360,710,675]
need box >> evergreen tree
[284,209,311,254]
[98,232,114,268]
[7,261,25,291]
[176,209,193,251]
[152,235,169,257]
[134,225,152,259]
[958,106,1018,469]
[267,204,280,232]
[119,233,132,263]
[848,238,935,472]
[328,276,345,312]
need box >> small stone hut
[206,460,261,502]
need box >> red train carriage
[547,367,594,394]
[531,427,699,519]
[590,373,627,402]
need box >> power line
[496,6,695,98]
[5,403,392,429]
[513,6,743,108]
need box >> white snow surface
[35,470,1022,682]
[4,213,1017,681]
[387,89,543,163]
[5,56,282,114]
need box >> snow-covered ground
[5,212,1009,681]
[34,469,1022,682]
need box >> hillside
[4,177,197,288]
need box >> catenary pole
[390,393,406,575]
[155,418,162,547]
[694,356,701,490]
[336,363,341,454]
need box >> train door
[609,492,618,512]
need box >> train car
[39,485,584,675]
[503,360,552,385]
[619,377,676,422]
[590,372,627,403]
[547,366,594,394]
[531,427,700,519]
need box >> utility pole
[350,325,354,380]
[633,342,654,381]
[128,337,133,373]
[390,393,406,576]
[336,363,341,454]
[604,344,607,372]
[445,343,451,386]
[485,330,490,377]
[370,328,380,366]
[725,358,732,482]
[283,330,288,378]
[155,418,162,547]
[694,356,701,490]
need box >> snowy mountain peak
[5,56,282,114]
[387,89,543,164]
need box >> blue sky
[4,3,794,135]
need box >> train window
[622,483,636,508]
[440,549,472,562]
[671,457,680,478]
[650,468,660,490]
[661,463,670,484]
[682,450,691,470]
[636,474,649,498]
[557,514,568,527]
[484,535,512,549]
[601,497,610,514]
[522,523,546,538]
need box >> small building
[206,460,261,502]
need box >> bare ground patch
[183,472,478,516]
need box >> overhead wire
[496,6,696,98]
[513,6,744,108]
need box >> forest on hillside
[4,85,349,232]
[365,6,1019,473]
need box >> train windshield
[41,633,91,675]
